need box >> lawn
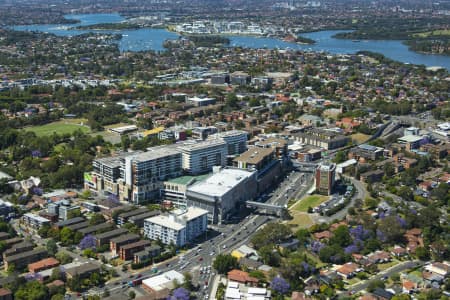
[413,29,450,38]
[286,212,315,230]
[351,133,371,144]
[291,194,329,212]
[378,261,398,271]
[25,119,90,137]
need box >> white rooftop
[145,207,208,231]
[187,168,255,197]
[188,96,215,102]
[337,159,357,168]
[142,270,184,291]
[437,122,450,131]
[24,213,50,223]
[398,135,423,143]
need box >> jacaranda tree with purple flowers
[271,276,290,295]
[79,234,96,250]
[167,287,190,300]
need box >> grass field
[287,212,315,230]
[25,119,90,137]
[413,29,450,38]
[351,133,371,144]
[291,195,329,212]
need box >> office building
[186,168,257,223]
[349,144,384,161]
[160,174,209,208]
[186,96,216,107]
[178,140,227,175]
[119,148,182,203]
[22,213,50,230]
[144,207,208,247]
[210,73,230,85]
[192,126,218,140]
[315,163,336,195]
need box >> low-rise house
[404,228,423,254]
[391,246,407,258]
[313,231,332,241]
[28,257,60,273]
[94,228,128,248]
[291,291,312,300]
[227,269,259,286]
[78,222,114,236]
[120,240,151,261]
[336,262,361,279]
[3,241,34,260]
[371,288,394,300]
[239,257,263,271]
[110,233,140,256]
[133,245,162,264]
[65,262,100,280]
[402,280,417,294]
[424,262,450,277]
[366,251,391,264]
[0,288,12,300]
[54,217,85,230]
[4,248,47,271]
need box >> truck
[128,278,143,287]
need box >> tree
[46,240,58,256]
[83,248,97,259]
[377,215,406,244]
[329,225,352,247]
[182,272,195,291]
[14,281,49,300]
[271,276,290,295]
[67,208,81,219]
[59,227,74,245]
[333,150,347,164]
[213,254,238,274]
[251,223,291,249]
[367,279,385,292]
[89,213,105,225]
[50,267,62,281]
[128,291,136,299]
[55,251,73,264]
[79,234,96,250]
[50,295,64,300]
[415,246,429,260]
[392,295,411,300]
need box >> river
[12,13,450,71]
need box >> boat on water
[352,40,361,42]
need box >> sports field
[25,119,90,136]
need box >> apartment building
[178,140,227,175]
[207,130,248,156]
[4,248,47,271]
[144,207,208,247]
[119,148,182,203]
[315,163,336,195]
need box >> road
[344,260,424,295]
[315,176,367,223]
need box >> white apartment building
[178,140,227,175]
[143,207,208,247]
[120,148,182,203]
[208,130,248,156]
